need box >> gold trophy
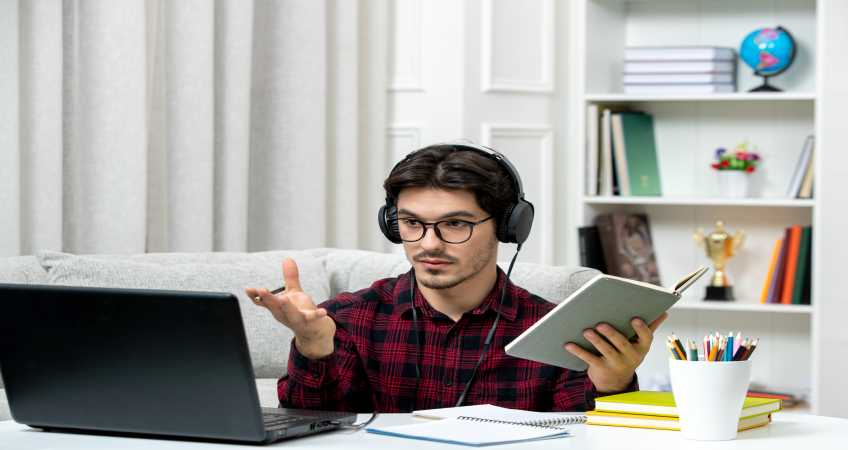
[693,221,745,301]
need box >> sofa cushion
[314,248,599,304]
[317,249,411,296]
[507,261,599,304]
[36,250,332,378]
[0,255,48,284]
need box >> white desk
[0,412,845,449]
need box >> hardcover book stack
[587,391,781,432]
[760,225,813,305]
[623,46,737,94]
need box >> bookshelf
[568,0,848,416]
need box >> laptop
[0,283,356,444]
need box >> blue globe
[739,27,796,77]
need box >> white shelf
[583,196,815,208]
[584,93,817,103]
[571,0,833,414]
[672,301,813,314]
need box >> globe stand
[749,75,782,92]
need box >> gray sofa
[0,248,597,422]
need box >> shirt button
[444,379,453,386]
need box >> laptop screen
[0,284,266,442]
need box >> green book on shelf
[791,226,813,305]
[619,112,662,196]
[594,391,781,419]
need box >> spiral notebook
[367,404,584,446]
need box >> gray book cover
[504,267,707,371]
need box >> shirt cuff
[287,339,340,389]
[593,373,640,398]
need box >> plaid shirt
[278,268,637,412]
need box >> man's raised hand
[244,258,336,359]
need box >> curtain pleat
[0,0,20,257]
[327,0,360,249]
[20,0,64,254]
[2,0,388,257]
[214,0,254,252]
[163,0,215,252]
[358,0,390,252]
[249,0,328,251]
[65,0,147,254]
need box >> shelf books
[623,46,737,94]
[760,225,812,305]
[577,225,608,273]
[594,213,660,284]
[786,135,815,198]
[586,108,661,197]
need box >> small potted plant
[711,142,761,197]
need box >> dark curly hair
[382,145,516,231]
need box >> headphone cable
[454,244,521,407]
[410,244,523,409]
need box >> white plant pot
[716,171,750,198]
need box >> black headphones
[378,142,535,245]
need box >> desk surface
[1,412,845,449]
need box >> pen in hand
[253,286,286,303]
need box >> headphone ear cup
[504,199,535,245]
[378,204,403,244]
[496,204,515,243]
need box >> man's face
[395,187,498,290]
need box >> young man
[245,144,666,412]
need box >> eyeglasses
[396,216,493,244]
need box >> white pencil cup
[668,359,752,441]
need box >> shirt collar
[392,267,519,322]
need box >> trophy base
[704,286,734,301]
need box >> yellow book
[586,410,771,432]
[594,391,781,419]
[760,238,783,304]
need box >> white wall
[386,0,574,265]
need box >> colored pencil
[744,338,759,360]
[725,332,734,362]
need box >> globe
[739,26,796,92]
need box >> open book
[367,404,583,446]
[505,267,708,371]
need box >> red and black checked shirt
[278,268,637,412]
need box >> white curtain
[0,0,389,256]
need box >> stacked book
[623,46,737,94]
[760,225,813,305]
[587,391,781,432]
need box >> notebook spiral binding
[456,414,588,429]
